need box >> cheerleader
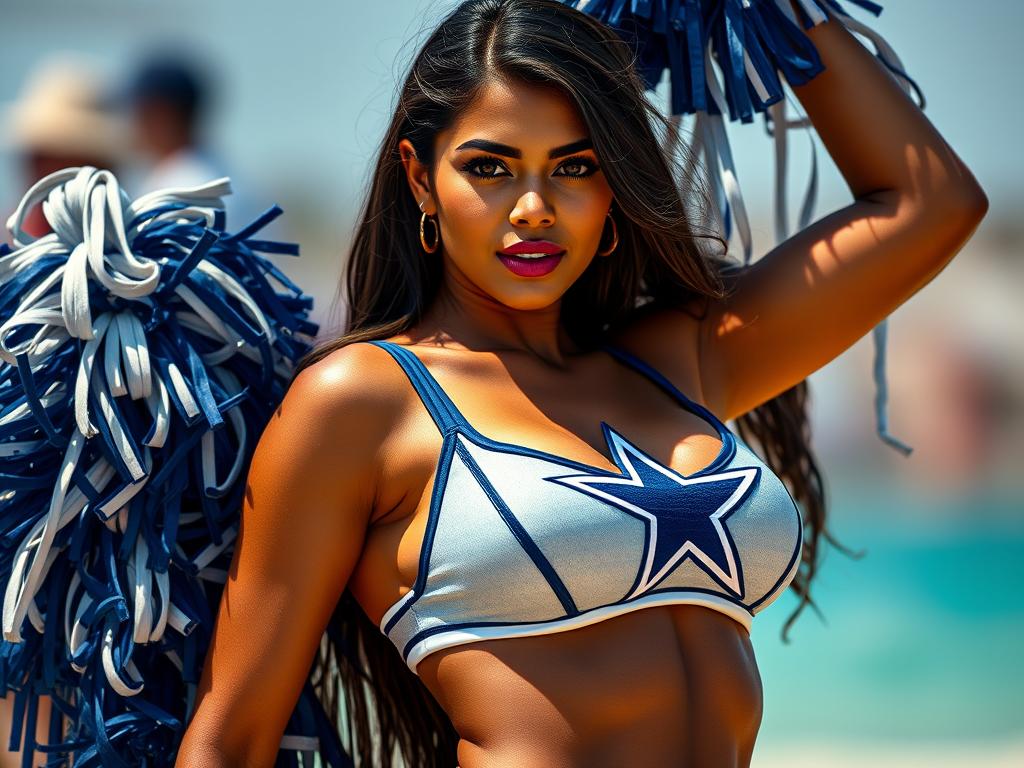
[2,1,987,766]
[174,1,985,766]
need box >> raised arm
[174,344,387,766]
[695,7,989,422]
[638,4,983,421]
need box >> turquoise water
[751,492,1024,745]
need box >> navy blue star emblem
[545,422,758,598]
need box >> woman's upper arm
[176,345,388,765]
[696,192,987,422]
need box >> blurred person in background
[121,50,262,234]
[124,52,221,191]
[1,54,128,242]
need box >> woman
[175,1,987,766]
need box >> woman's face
[399,77,615,311]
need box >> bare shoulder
[606,297,712,411]
[180,340,412,762]
[281,340,413,439]
[288,340,406,408]
[253,341,417,522]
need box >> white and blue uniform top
[367,340,804,675]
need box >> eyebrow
[453,137,593,159]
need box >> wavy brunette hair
[291,0,857,764]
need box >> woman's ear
[397,138,434,215]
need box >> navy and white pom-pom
[564,0,917,454]
[0,167,347,767]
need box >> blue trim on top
[601,343,737,472]
[400,583,756,662]
[367,339,801,636]
[454,438,579,617]
[748,461,806,611]
[368,339,606,636]
[367,340,469,436]
[365,341,624,475]
[382,432,459,635]
[368,340,740,478]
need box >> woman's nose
[509,190,554,227]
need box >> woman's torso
[344,329,798,767]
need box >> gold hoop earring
[596,211,619,256]
[419,210,440,254]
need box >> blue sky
[2,0,1019,229]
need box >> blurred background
[1,0,1021,765]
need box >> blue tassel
[0,167,348,765]
[564,0,915,454]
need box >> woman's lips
[496,250,565,277]
[499,239,565,255]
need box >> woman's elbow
[174,723,250,768]
[949,181,989,222]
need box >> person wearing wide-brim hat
[2,53,129,241]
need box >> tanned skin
[176,10,986,768]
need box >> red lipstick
[497,239,566,277]
[499,240,565,255]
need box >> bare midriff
[418,602,763,768]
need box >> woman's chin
[488,286,566,312]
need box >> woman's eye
[555,156,599,178]
[463,157,509,178]
[461,154,600,180]
[552,156,598,180]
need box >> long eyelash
[459,154,601,179]
[555,154,601,179]
[460,155,510,178]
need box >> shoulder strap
[366,340,470,436]
[601,343,731,438]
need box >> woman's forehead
[440,78,589,152]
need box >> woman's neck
[410,279,584,369]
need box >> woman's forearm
[785,3,986,206]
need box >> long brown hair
[294,1,857,764]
